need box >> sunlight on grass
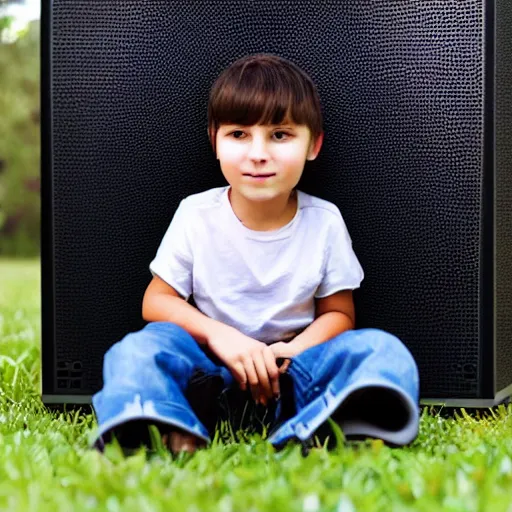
[0,258,511,511]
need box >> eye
[273,131,291,141]
[230,130,245,139]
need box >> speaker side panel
[495,0,512,396]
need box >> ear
[306,132,324,161]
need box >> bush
[0,19,40,257]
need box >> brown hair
[207,54,323,155]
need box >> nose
[247,134,270,162]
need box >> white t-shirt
[149,186,364,344]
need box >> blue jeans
[91,322,420,450]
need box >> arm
[290,290,355,353]
[142,274,222,346]
[271,290,355,361]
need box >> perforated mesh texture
[44,1,511,398]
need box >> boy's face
[215,122,323,202]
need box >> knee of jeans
[104,323,168,361]
[103,332,148,367]
[144,321,190,338]
[143,321,199,355]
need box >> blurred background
[0,0,40,258]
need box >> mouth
[242,173,276,179]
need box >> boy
[91,54,419,455]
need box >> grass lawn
[0,259,511,511]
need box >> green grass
[0,259,511,511]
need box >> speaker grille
[49,1,488,397]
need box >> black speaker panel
[41,1,512,404]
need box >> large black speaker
[41,1,512,407]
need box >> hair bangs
[208,54,323,153]
[211,68,303,127]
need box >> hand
[269,341,300,374]
[206,324,280,405]
[269,331,299,374]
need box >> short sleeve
[149,200,193,300]
[315,209,364,298]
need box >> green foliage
[0,15,14,33]
[1,259,512,511]
[0,20,40,257]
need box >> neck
[228,188,297,231]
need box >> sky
[1,0,41,42]
[2,0,40,21]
